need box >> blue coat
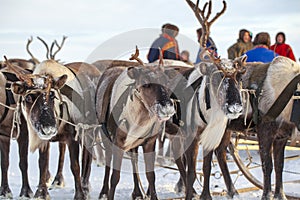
[147,33,180,63]
[245,47,278,63]
[195,37,218,64]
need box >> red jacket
[270,43,296,61]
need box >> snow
[6,139,300,200]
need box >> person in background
[180,50,193,65]
[195,28,218,64]
[227,29,253,59]
[244,32,278,63]
[270,32,296,61]
[147,23,180,63]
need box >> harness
[0,84,15,124]
[194,84,211,125]
[187,75,211,125]
[0,72,19,125]
[291,91,300,130]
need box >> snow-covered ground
[5,139,300,200]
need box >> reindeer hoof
[0,186,13,199]
[131,192,143,200]
[132,196,144,200]
[49,175,65,190]
[98,194,108,200]
[174,182,185,194]
[274,193,287,200]
[19,186,33,198]
[74,191,87,200]
[34,187,50,200]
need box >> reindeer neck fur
[191,75,228,154]
[110,69,162,151]
[259,56,300,122]
[20,101,48,152]
[119,94,161,151]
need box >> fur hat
[253,32,271,47]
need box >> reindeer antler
[4,56,33,86]
[129,46,144,66]
[26,36,40,65]
[37,36,50,59]
[186,0,226,48]
[50,35,67,60]
[158,47,164,67]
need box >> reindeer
[0,67,34,198]
[164,1,250,199]
[9,50,101,199]
[0,36,43,198]
[202,57,300,200]
[95,59,176,199]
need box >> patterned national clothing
[147,33,180,63]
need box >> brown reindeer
[10,58,101,199]
[0,37,42,198]
[0,68,34,198]
[95,63,176,200]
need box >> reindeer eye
[49,91,55,99]
[25,95,33,103]
[142,83,151,88]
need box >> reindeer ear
[239,54,248,63]
[11,82,26,95]
[196,62,210,75]
[53,74,68,90]
[127,67,140,79]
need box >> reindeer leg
[185,136,199,200]
[165,121,186,193]
[257,121,277,200]
[108,136,124,200]
[143,135,158,200]
[273,127,291,200]
[0,136,12,198]
[67,138,86,200]
[215,130,237,198]
[157,133,165,165]
[81,145,93,196]
[99,133,112,199]
[273,138,288,200]
[34,143,50,199]
[51,142,66,188]
[130,147,144,200]
[200,150,213,200]
[17,120,33,198]
[170,135,186,194]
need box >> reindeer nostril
[228,104,243,114]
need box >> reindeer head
[197,53,247,119]
[127,65,175,121]
[11,73,67,140]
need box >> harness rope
[0,95,21,140]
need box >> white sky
[1,0,300,63]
